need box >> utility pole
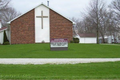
[96,0,99,44]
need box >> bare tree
[71,0,119,43]
[71,16,96,34]
[111,0,120,18]
[82,16,97,34]
[85,0,108,43]
[109,0,120,42]
[0,0,21,27]
[71,17,82,33]
[111,0,120,29]
[0,0,10,11]
[80,0,116,43]
[1,7,21,27]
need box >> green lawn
[0,44,120,58]
[0,61,120,79]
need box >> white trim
[7,3,74,24]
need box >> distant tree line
[0,0,21,27]
[72,0,120,43]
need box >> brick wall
[50,9,73,42]
[11,9,35,44]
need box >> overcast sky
[10,0,113,19]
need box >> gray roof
[79,33,97,37]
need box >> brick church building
[7,3,73,44]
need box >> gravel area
[0,58,120,64]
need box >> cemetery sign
[50,39,68,51]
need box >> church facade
[8,4,73,44]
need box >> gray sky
[10,0,113,19]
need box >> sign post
[50,39,68,51]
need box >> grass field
[0,44,120,58]
[0,61,120,79]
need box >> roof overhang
[0,27,8,32]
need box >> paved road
[0,58,120,64]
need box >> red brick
[50,9,73,42]
[11,9,35,44]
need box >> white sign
[50,39,68,51]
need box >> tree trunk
[102,36,105,43]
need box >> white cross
[36,11,48,29]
